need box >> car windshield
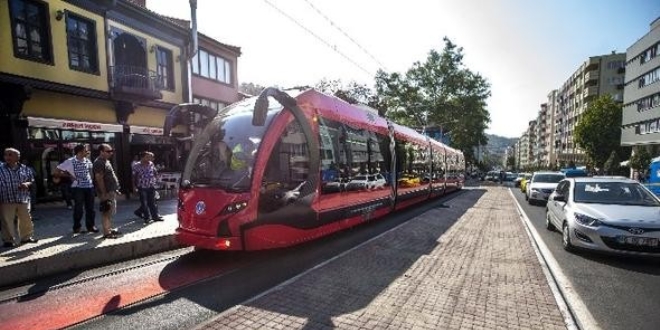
[182,100,280,191]
[533,174,564,183]
[574,182,660,206]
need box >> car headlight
[573,213,602,227]
[531,188,540,192]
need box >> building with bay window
[0,0,240,201]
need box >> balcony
[584,70,599,82]
[585,58,599,71]
[109,65,163,101]
[583,86,598,99]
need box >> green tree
[574,95,623,172]
[630,147,652,176]
[506,155,516,168]
[374,37,491,165]
[239,82,267,96]
[603,151,620,175]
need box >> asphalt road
[510,187,660,330]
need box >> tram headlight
[223,201,248,214]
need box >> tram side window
[260,120,311,213]
[431,149,444,181]
[415,143,431,183]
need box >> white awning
[129,125,164,135]
[27,116,123,133]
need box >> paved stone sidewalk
[0,197,180,287]
[196,187,567,330]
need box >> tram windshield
[182,100,279,191]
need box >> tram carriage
[163,87,465,251]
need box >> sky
[147,0,660,138]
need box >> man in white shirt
[55,144,98,234]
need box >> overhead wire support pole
[262,0,375,77]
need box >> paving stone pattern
[197,187,567,330]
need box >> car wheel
[545,211,555,231]
[562,222,574,252]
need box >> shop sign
[130,125,164,136]
[27,117,123,133]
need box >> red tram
[163,88,465,251]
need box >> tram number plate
[616,236,659,247]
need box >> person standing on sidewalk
[55,144,98,234]
[93,144,121,239]
[0,148,38,247]
[132,151,163,223]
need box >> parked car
[525,172,565,204]
[546,177,660,255]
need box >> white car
[546,177,660,255]
[369,174,387,190]
[347,174,386,191]
[526,172,565,204]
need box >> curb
[507,188,600,330]
[0,234,180,288]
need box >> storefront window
[28,128,59,140]
[61,130,90,141]
[90,132,115,142]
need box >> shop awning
[27,116,123,133]
[129,125,164,135]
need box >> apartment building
[533,103,552,167]
[526,119,537,169]
[518,132,530,169]
[546,90,558,165]
[621,17,660,159]
[554,52,626,165]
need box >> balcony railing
[109,65,163,100]
[584,70,599,81]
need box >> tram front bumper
[176,228,242,251]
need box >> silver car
[546,177,660,255]
[526,172,565,204]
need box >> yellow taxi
[519,173,533,192]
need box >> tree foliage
[374,37,491,164]
[630,147,652,173]
[573,95,623,170]
[506,155,516,168]
[603,150,620,175]
[239,82,267,96]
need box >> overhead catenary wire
[262,0,375,77]
[302,0,387,70]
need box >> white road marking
[508,188,600,330]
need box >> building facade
[0,0,238,201]
[546,90,558,166]
[553,52,625,166]
[621,17,660,160]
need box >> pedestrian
[132,151,163,223]
[0,148,38,247]
[93,144,121,239]
[59,172,73,209]
[55,144,98,234]
[131,154,145,219]
[21,159,38,212]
